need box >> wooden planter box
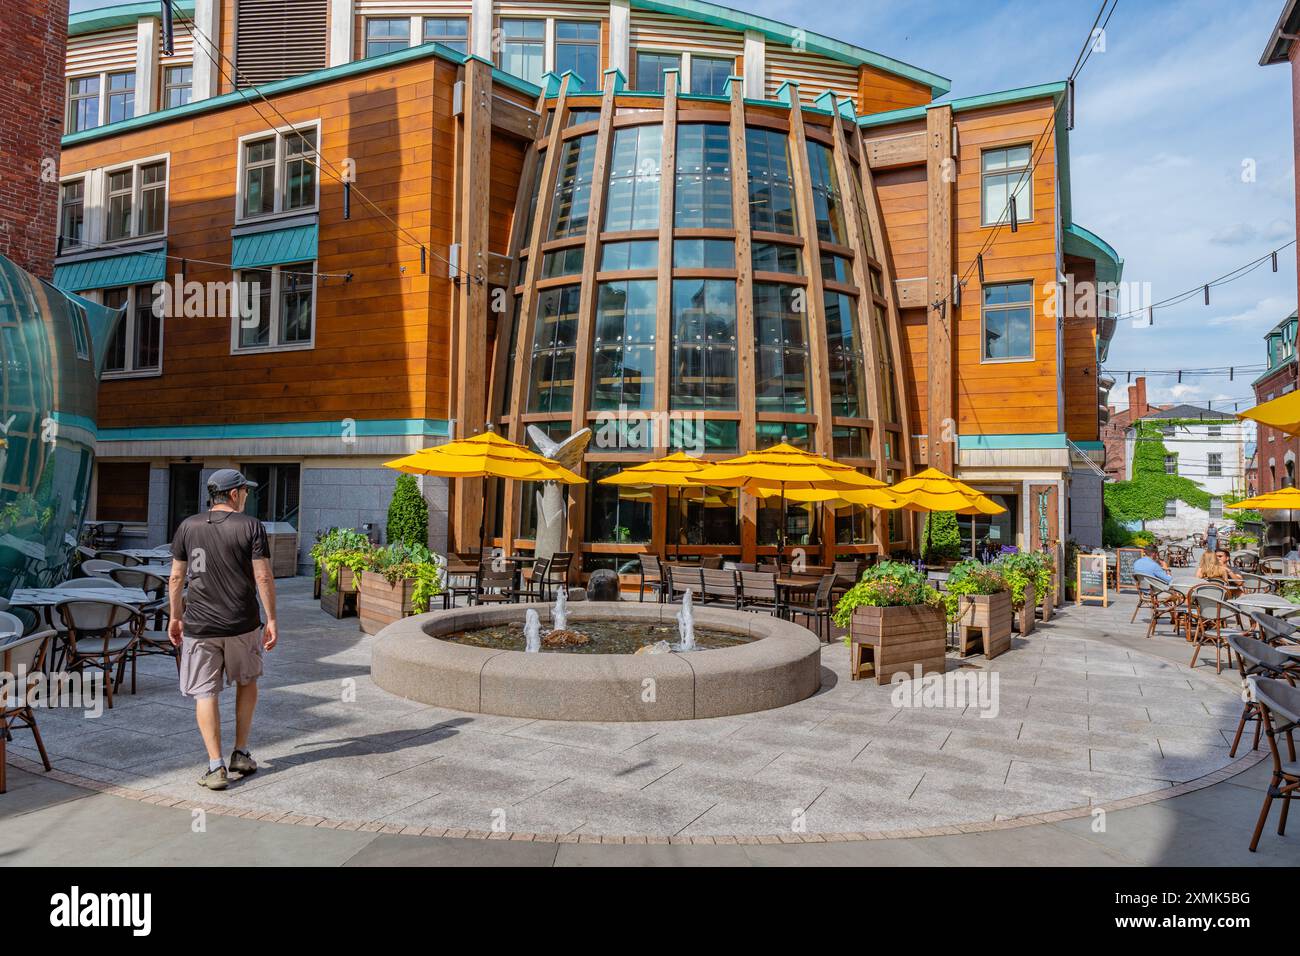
[1039,579,1054,622]
[849,604,946,685]
[319,568,361,618]
[956,592,1013,660]
[1017,584,1037,635]
[358,571,417,635]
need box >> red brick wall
[0,0,67,280]
[1253,363,1300,493]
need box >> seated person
[1132,545,1172,585]
[1196,549,1241,585]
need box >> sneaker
[229,749,257,775]
[198,765,228,790]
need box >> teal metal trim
[50,410,100,436]
[857,81,1068,128]
[69,1,195,38]
[1072,441,1104,451]
[96,418,452,442]
[231,223,319,269]
[627,0,950,95]
[53,245,168,293]
[62,41,530,148]
[958,433,1068,451]
[1064,224,1124,285]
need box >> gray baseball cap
[207,468,258,493]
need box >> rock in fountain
[541,587,590,647]
[523,608,542,653]
[673,589,698,652]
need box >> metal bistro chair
[1236,571,1275,595]
[1133,573,1181,639]
[700,567,740,609]
[636,553,665,603]
[107,566,176,667]
[55,599,144,709]
[1232,551,1260,573]
[1228,629,1299,757]
[94,550,141,567]
[1253,610,1300,650]
[1190,593,1244,674]
[541,552,574,602]
[80,559,125,580]
[91,522,123,549]
[472,563,516,605]
[739,570,783,618]
[0,626,56,793]
[1246,677,1300,853]
[1131,572,1171,625]
[789,573,837,642]
[507,557,550,603]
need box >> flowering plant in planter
[993,552,1051,610]
[832,561,941,629]
[310,528,374,592]
[941,560,1009,622]
[369,541,445,614]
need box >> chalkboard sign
[1076,553,1108,607]
[1115,547,1142,592]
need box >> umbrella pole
[778,482,787,568]
[675,486,681,562]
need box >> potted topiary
[921,511,962,568]
[387,474,429,549]
[357,541,445,635]
[994,552,1044,635]
[833,561,946,685]
[310,528,374,617]
[943,560,1012,659]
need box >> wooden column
[564,68,623,554]
[851,124,917,551]
[926,104,955,474]
[727,77,758,564]
[651,71,679,559]
[502,74,573,552]
[452,56,494,553]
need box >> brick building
[1102,376,1161,482]
[0,0,68,279]
[1251,311,1300,494]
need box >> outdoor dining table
[1229,593,1300,618]
[116,547,173,561]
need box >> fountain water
[674,589,697,652]
[553,588,568,631]
[523,608,542,653]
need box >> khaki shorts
[179,628,264,699]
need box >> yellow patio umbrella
[690,443,884,562]
[1238,392,1300,437]
[598,452,711,559]
[1226,488,1300,510]
[385,430,583,556]
[886,467,1006,559]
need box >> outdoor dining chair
[54,599,144,709]
[107,567,175,664]
[636,554,665,603]
[1246,677,1300,852]
[440,562,479,609]
[1236,571,1275,595]
[541,552,573,601]
[700,568,741,609]
[0,627,56,794]
[1228,630,1299,757]
[1131,572,1169,624]
[1252,610,1300,646]
[80,558,124,580]
[739,570,782,617]
[1261,557,1286,574]
[1190,593,1245,674]
[666,565,704,603]
[1180,583,1226,641]
[91,522,123,549]
[94,550,141,567]
[1231,551,1260,573]
[1133,573,1181,639]
[789,573,837,642]
[471,563,515,605]
[507,557,549,603]
[722,561,756,573]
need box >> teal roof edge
[1064,224,1124,285]
[69,1,195,37]
[958,433,1068,451]
[96,418,452,442]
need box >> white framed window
[164,65,193,108]
[634,49,681,92]
[1164,454,1176,475]
[106,71,135,124]
[1207,453,1222,477]
[102,157,169,243]
[365,17,410,58]
[981,144,1033,227]
[236,122,320,223]
[423,17,468,53]
[232,262,316,353]
[100,284,163,377]
[67,75,101,133]
[980,280,1033,362]
[1210,497,1223,518]
[66,70,136,133]
[1164,499,1177,518]
[1207,424,1221,437]
[59,179,86,249]
[498,18,546,85]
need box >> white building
[1124,405,1252,539]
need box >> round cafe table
[1229,592,1300,618]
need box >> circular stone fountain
[371,601,823,721]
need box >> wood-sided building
[55,0,1120,571]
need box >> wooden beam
[729,79,758,564]
[491,93,542,140]
[863,131,926,169]
[925,105,954,474]
[651,70,678,559]
[894,276,927,308]
[452,56,494,553]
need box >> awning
[231,223,318,270]
[53,245,168,293]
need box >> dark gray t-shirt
[172,510,269,638]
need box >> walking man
[168,470,278,790]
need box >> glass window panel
[500,18,545,85]
[279,264,314,344]
[132,284,160,370]
[60,180,85,248]
[528,285,582,412]
[365,18,410,58]
[634,51,680,92]
[423,17,468,54]
[604,125,662,232]
[106,71,135,124]
[746,127,797,234]
[600,239,658,271]
[238,269,273,349]
[981,282,1034,360]
[555,21,600,88]
[671,278,737,410]
[674,124,733,228]
[823,291,866,417]
[591,280,657,411]
[138,161,166,236]
[820,253,853,285]
[105,168,133,241]
[668,418,739,453]
[673,239,734,269]
[806,140,847,245]
[164,65,192,108]
[752,242,801,274]
[550,133,597,237]
[586,462,652,543]
[981,145,1033,225]
[690,56,733,96]
[873,303,898,423]
[243,137,276,218]
[541,246,584,278]
[102,288,128,372]
[68,75,100,133]
[753,283,811,414]
[284,128,317,210]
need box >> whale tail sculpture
[526,425,592,563]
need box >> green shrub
[370,540,444,613]
[993,552,1052,610]
[386,474,429,550]
[920,511,962,562]
[941,560,1008,622]
[1131,530,1155,547]
[1102,514,1133,548]
[832,560,941,628]
[310,527,374,591]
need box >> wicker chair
[1246,677,1300,852]
[1190,593,1244,674]
[1228,629,1299,757]
[106,567,175,666]
[1133,572,1180,638]
[0,627,56,793]
[54,599,143,709]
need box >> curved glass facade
[497,88,912,567]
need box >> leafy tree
[386,474,429,550]
[921,511,962,562]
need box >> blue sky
[70,0,1298,412]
